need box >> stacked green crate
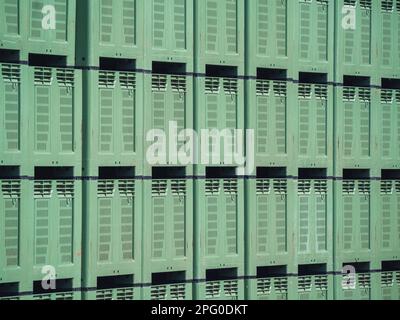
[142,62,194,299]
[245,168,296,300]
[294,73,333,168]
[245,0,294,75]
[25,0,76,65]
[378,80,400,169]
[0,167,29,300]
[76,0,144,67]
[378,171,400,262]
[294,169,334,300]
[142,170,193,300]
[76,0,145,299]
[378,0,400,78]
[194,169,245,300]
[0,1,24,52]
[83,167,142,300]
[335,0,378,78]
[333,169,380,300]
[144,0,193,67]
[0,56,28,167]
[335,76,379,170]
[27,58,82,167]
[293,0,334,78]
[18,166,82,300]
[194,0,244,68]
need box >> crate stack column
[141,0,194,300]
[76,0,145,300]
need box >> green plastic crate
[295,273,333,300]
[82,174,142,300]
[245,0,294,74]
[378,176,400,261]
[378,0,400,78]
[294,82,333,168]
[334,176,378,264]
[245,174,296,299]
[378,86,400,167]
[295,177,333,266]
[195,0,245,67]
[143,72,193,175]
[293,0,334,78]
[335,0,378,77]
[141,178,193,300]
[0,175,30,296]
[194,177,245,300]
[83,70,143,174]
[335,84,378,169]
[247,78,292,166]
[194,74,244,166]
[76,0,144,67]
[0,62,28,166]
[26,0,76,65]
[28,66,82,166]
[143,0,193,67]
[0,0,24,51]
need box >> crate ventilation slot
[151,286,167,300]
[152,74,167,91]
[223,78,238,95]
[256,80,270,96]
[1,181,20,198]
[273,81,286,97]
[171,76,186,93]
[205,180,220,195]
[257,278,272,295]
[223,179,238,195]
[315,180,328,194]
[152,180,167,196]
[205,77,220,94]
[99,71,116,88]
[1,64,20,83]
[56,69,74,87]
[274,277,288,293]
[380,181,393,194]
[382,0,394,11]
[97,180,115,197]
[273,179,287,194]
[256,179,270,194]
[34,68,52,85]
[116,288,134,300]
[298,276,312,292]
[343,87,356,101]
[56,181,74,198]
[205,282,220,298]
[298,84,312,99]
[358,181,370,194]
[34,181,52,198]
[358,273,371,289]
[315,276,328,291]
[120,72,136,90]
[343,181,356,194]
[298,180,312,194]
[170,284,185,300]
[381,272,394,287]
[223,280,238,297]
[315,85,328,100]
[118,180,135,197]
[381,90,393,103]
[171,180,186,196]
